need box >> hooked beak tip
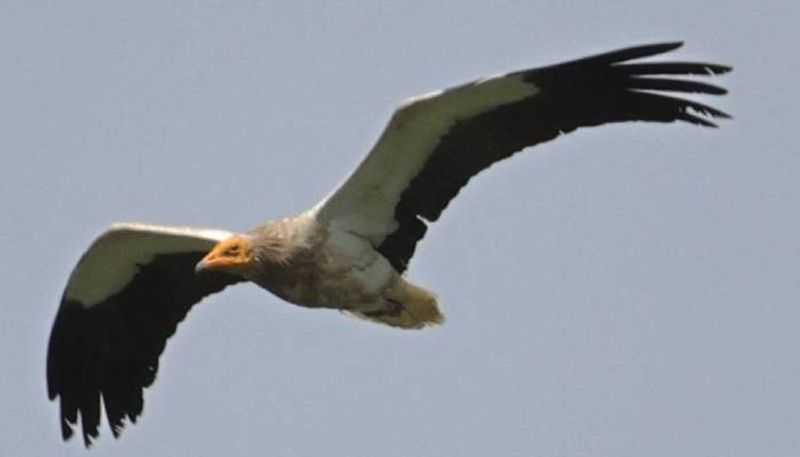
[194,258,210,274]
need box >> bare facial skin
[195,236,254,273]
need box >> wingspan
[46,223,243,446]
[315,42,731,272]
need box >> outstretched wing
[46,223,244,446]
[315,42,731,272]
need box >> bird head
[195,235,255,274]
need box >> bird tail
[348,278,444,329]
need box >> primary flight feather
[46,42,731,445]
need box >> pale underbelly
[249,222,399,311]
[256,249,397,311]
[271,279,383,310]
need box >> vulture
[47,42,731,445]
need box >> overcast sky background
[2,1,798,456]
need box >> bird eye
[224,246,239,256]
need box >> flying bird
[47,42,731,446]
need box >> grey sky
[2,1,798,456]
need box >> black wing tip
[637,41,684,54]
[57,402,101,447]
[683,113,719,128]
[582,41,732,75]
[59,417,97,449]
[627,77,729,96]
[537,41,731,80]
[633,91,733,128]
[82,429,99,448]
[56,402,129,447]
[617,43,732,127]
[709,63,733,75]
[682,104,732,128]
[619,42,733,77]
[60,418,74,441]
[111,423,124,438]
[597,41,684,64]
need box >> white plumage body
[244,211,433,322]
